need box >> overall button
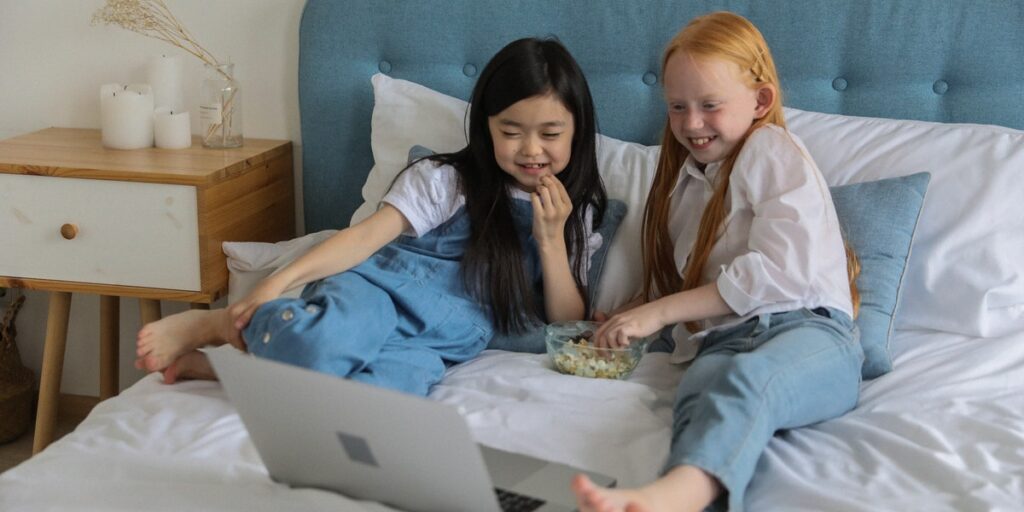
[262,332,271,344]
[281,309,294,321]
[305,304,320,314]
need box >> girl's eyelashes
[667,101,721,111]
[498,130,563,139]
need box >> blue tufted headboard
[298,0,1024,233]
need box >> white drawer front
[1,174,201,291]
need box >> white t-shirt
[381,159,604,284]
[668,125,854,362]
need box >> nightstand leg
[139,298,162,325]
[33,291,72,455]
[100,295,120,400]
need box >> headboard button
[832,77,848,91]
[463,64,477,77]
[933,80,949,95]
[642,72,657,85]
[378,61,392,73]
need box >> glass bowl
[544,320,653,380]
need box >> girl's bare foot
[136,309,239,372]
[162,350,217,384]
[573,475,656,512]
[572,465,721,512]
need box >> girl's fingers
[235,306,255,329]
[543,176,568,209]
[594,319,619,348]
[530,190,545,216]
[617,331,631,348]
[537,185,554,213]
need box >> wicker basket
[0,294,35,445]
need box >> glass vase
[200,62,243,148]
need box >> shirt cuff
[716,268,763,317]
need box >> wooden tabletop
[0,127,292,186]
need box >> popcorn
[550,335,641,379]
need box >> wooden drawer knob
[60,223,78,240]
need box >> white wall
[1,0,307,395]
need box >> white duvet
[1,329,1022,511]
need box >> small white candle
[154,107,192,149]
[147,54,185,112]
[100,83,154,150]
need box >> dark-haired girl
[136,37,608,396]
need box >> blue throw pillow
[831,172,930,380]
[405,145,629,352]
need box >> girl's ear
[753,84,776,120]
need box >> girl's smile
[688,135,716,151]
[516,161,551,175]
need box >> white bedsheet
[2,329,1022,511]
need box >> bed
[3,0,1024,510]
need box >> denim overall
[242,200,542,396]
[666,307,864,512]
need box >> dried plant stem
[204,87,238,145]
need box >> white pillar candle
[154,107,192,149]
[147,54,185,112]
[100,83,154,150]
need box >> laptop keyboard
[495,487,546,512]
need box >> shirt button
[262,332,271,344]
[281,309,294,321]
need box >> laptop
[206,348,616,512]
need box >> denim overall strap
[665,307,863,512]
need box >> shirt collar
[669,154,721,197]
[508,186,532,201]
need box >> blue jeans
[242,246,492,396]
[665,308,863,512]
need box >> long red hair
[640,12,859,332]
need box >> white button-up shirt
[668,125,853,363]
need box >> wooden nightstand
[0,128,295,453]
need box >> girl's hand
[531,175,573,249]
[227,276,288,330]
[593,302,666,349]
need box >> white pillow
[351,74,470,225]
[592,135,658,311]
[785,107,1024,337]
[222,230,336,304]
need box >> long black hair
[431,37,607,334]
